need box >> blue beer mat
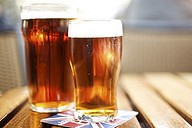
[41,110,138,128]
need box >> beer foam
[20,0,77,19]
[68,20,123,38]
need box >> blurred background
[1,0,192,93]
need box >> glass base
[30,102,75,113]
[74,110,116,122]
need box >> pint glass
[20,1,77,113]
[68,20,123,122]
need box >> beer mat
[41,110,138,128]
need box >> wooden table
[1,73,192,128]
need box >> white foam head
[68,20,123,38]
[20,0,77,19]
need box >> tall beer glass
[20,1,77,113]
[68,20,123,122]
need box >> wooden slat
[117,87,141,128]
[4,103,55,128]
[0,87,28,121]
[120,74,192,128]
[4,87,141,128]
[145,73,192,125]
[179,73,192,88]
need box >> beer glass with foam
[20,0,77,113]
[68,20,123,122]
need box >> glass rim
[68,19,123,38]
[68,19,122,24]
[20,1,77,19]
[20,0,76,6]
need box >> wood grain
[145,73,192,124]
[120,74,192,128]
[3,86,141,128]
[179,73,192,88]
[4,103,56,128]
[117,86,141,128]
[3,73,192,127]
[0,87,28,120]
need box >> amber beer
[69,20,123,122]
[21,3,76,113]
